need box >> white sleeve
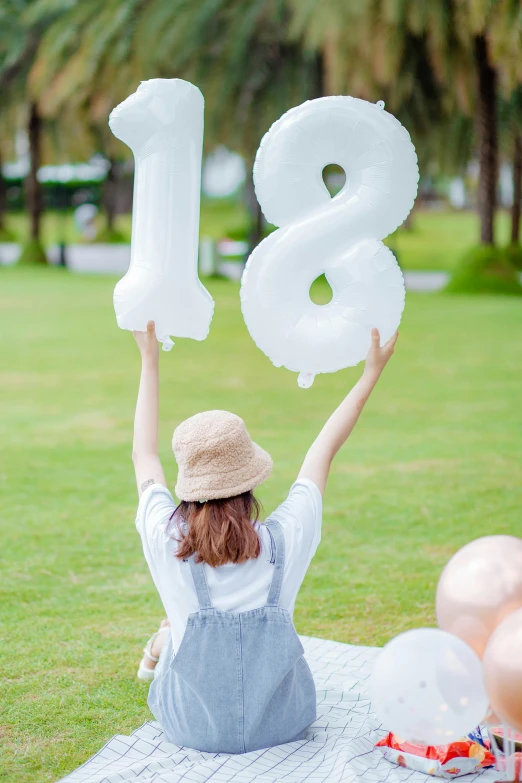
[270,478,322,563]
[135,483,178,545]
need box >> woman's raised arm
[132,321,167,496]
[298,328,398,495]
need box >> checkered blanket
[59,636,496,783]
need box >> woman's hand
[364,328,398,380]
[133,320,159,364]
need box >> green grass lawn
[2,205,514,271]
[1,268,521,781]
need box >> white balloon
[370,628,488,745]
[109,79,214,350]
[240,96,418,387]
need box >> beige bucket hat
[172,410,273,502]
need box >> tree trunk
[403,209,414,232]
[314,51,325,99]
[245,168,263,252]
[26,101,43,241]
[473,35,498,246]
[249,198,263,252]
[511,132,521,245]
[102,158,117,234]
[0,147,6,232]
[323,27,340,96]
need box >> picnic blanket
[59,636,497,783]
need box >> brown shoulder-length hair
[168,491,262,567]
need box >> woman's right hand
[133,320,159,364]
[298,327,399,495]
[364,328,398,380]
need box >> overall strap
[189,555,213,610]
[264,519,285,608]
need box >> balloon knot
[298,372,315,389]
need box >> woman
[132,321,397,753]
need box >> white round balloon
[109,79,214,350]
[240,96,418,387]
[370,628,488,745]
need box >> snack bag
[467,727,488,748]
[375,732,495,778]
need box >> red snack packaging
[376,732,495,779]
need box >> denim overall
[148,519,317,753]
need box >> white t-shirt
[136,478,322,653]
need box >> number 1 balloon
[109,79,214,350]
[240,96,419,387]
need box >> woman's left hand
[364,328,398,379]
[133,321,159,364]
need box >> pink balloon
[436,535,522,658]
[483,609,522,733]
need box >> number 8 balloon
[240,96,419,387]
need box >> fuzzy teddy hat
[172,410,273,502]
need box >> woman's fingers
[371,328,397,351]
[133,321,155,340]
[371,327,380,347]
[384,330,399,351]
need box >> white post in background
[199,237,217,276]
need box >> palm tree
[473,33,498,245]
[288,0,451,233]
[499,87,522,246]
[131,0,321,247]
[492,1,522,246]
[512,131,521,244]
[407,0,522,247]
[28,0,145,237]
[289,0,521,249]
[0,111,17,238]
[0,0,56,262]
[30,0,320,250]
[25,101,44,246]
[29,0,522,256]
[288,0,366,95]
